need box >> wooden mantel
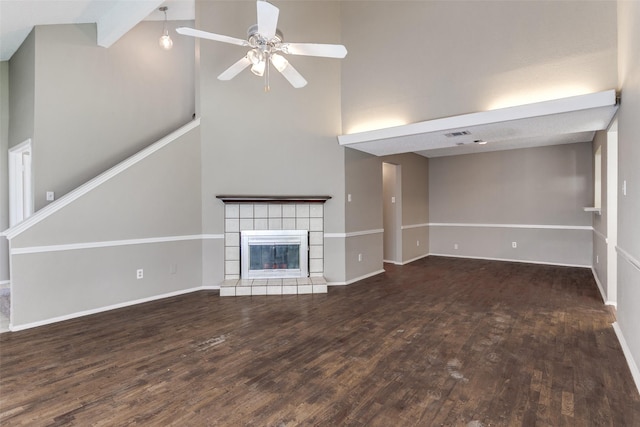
[216,195,332,204]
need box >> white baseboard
[0,280,9,289]
[400,253,430,265]
[202,285,221,290]
[591,268,617,307]
[10,285,205,332]
[328,269,385,286]
[612,322,640,395]
[429,253,590,269]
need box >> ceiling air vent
[444,130,471,138]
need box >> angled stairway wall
[5,120,202,330]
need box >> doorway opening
[382,162,402,264]
[8,139,33,227]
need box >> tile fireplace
[217,196,331,296]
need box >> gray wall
[429,143,593,266]
[30,21,195,210]
[0,61,8,283]
[10,125,202,327]
[616,0,640,388]
[197,1,348,284]
[7,29,34,148]
[381,153,429,264]
[340,1,617,133]
[344,147,383,280]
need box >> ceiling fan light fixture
[175,0,347,90]
[251,61,266,76]
[271,53,288,72]
[158,6,173,50]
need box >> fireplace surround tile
[309,231,323,245]
[254,218,268,230]
[219,198,328,287]
[240,218,254,231]
[309,246,323,259]
[225,246,239,261]
[268,204,282,218]
[225,232,239,247]
[225,204,239,218]
[240,204,254,218]
[268,218,282,230]
[225,219,239,233]
[296,218,310,230]
[310,204,323,218]
[254,204,268,218]
[310,218,323,231]
[296,204,310,217]
[282,205,296,217]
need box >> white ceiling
[338,90,619,158]
[1,1,618,159]
[0,0,195,61]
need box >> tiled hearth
[217,196,330,296]
[220,277,328,296]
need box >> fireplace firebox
[241,230,309,279]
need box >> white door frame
[8,139,33,227]
[606,120,618,305]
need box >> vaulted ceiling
[0,0,195,61]
[1,0,618,158]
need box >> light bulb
[271,54,288,72]
[247,49,263,65]
[251,61,265,76]
[159,33,173,50]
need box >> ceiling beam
[97,0,164,48]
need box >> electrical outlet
[136,269,144,279]
[348,194,352,202]
[46,191,55,201]
[391,196,396,203]
[170,264,177,274]
[596,255,599,264]
[417,240,420,247]
[358,253,363,262]
[623,180,627,196]
[454,243,458,250]
[512,242,517,248]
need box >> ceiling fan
[176,0,347,91]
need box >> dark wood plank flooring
[1,257,639,426]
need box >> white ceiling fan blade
[218,56,252,80]
[278,62,308,88]
[281,43,347,59]
[257,1,279,40]
[176,27,248,47]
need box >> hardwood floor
[1,257,639,426]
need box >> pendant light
[158,6,173,50]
